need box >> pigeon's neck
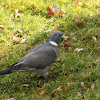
[49,41,58,46]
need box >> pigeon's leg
[42,72,48,78]
[42,66,51,78]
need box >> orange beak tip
[62,35,68,39]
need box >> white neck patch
[50,41,58,46]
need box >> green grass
[0,0,100,100]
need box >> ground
[0,0,100,100]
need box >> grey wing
[30,43,45,52]
[12,46,57,72]
[22,47,57,69]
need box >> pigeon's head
[49,31,66,46]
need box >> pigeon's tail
[0,68,13,75]
[0,62,23,75]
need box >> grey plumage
[0,31,65,77]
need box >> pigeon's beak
[61,35,68,40]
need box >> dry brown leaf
[22,84,29,87]
[18,10,23,13]
[15,13,20,18]
[77,90,83,97]
[72,16,84,25]
[63,43,70,47]
[33,8,38,13]
[0,25,4,30]
[60,9,66,16]
[13,36,21,43]
[65,87,68,91]
[47,4,65,17]
[52,85,63,94]
[67,82,78,87]
[63,43,71,53]
[11,9,23,13]
[74,1,79,5]
[81,1,87,7]
[74,1,86,7]
[86,65,92,71]
[47,7,54,17]
[11,9,15,12]
[11,9,22,18]
[37,89,46,95]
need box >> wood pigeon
[0,31,66,77]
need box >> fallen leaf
[11,9,23,13]
[75,1,79,5]
[11,9,22,18]
[33,8,38,13]
[63,43,70,47]
[47,7,54,17]
[15,13,20,18]
[52,85,63,94]
[72,16,84,26]
[18,10,23,13]
[21,38,27,43]
[82,4,86,7]
[63,43,71,53]
[74,48,84,52]
[80,82,84,87]
[81,1,86,7]
[67,82,78,86]
[37,89,46,95]
[13,36,21,43]
[7,98,14,100]
[16,30,23,34]
[52,4,59,14]
[65,87,68,91]
[47,4,65,17]
[93,36,97,41]
[86,65,92,71]
[91,84,96,89]
[11,9,15,12]
[60,9,66,16]
[74,1,86,7]
[0,25,4,30]
[22,84,29,87]
[77,91,82,96]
